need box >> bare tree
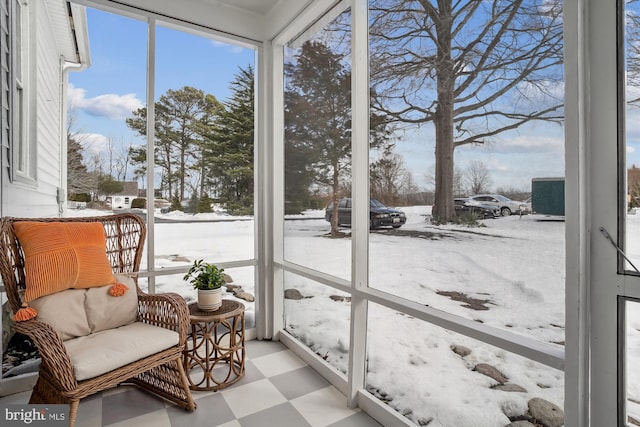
[67,133,95,198]
[369,0,563,222]
[113,139,132,182]
[464,160,492,195]
[66,113,97,199]
[86,152,105,176]
[370,146,412,205]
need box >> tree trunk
[433,1,456,223]
[330,161,341,235]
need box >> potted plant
[184,259,225,311]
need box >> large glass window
[66,7,256,270]
[283,8,352,281]
[64,7,257,309]
[66,9,147,204]
[283,272,351,376]
[367,0,566,343]
[363,3,566,422]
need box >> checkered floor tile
[0,340,382,427]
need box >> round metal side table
[183,300,245,391]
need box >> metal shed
[531,177,565,216]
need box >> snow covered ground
[283,207,566,426]
[63,205,640,426]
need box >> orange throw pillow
[13,222,116,302]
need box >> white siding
[5,1,63,217]
[1,0,10,216]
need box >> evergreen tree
[285,40,390,234]
[285,41,351,232]
[96,174,123,199]
[202,65,255,215]
[170,192,182,212]
[193,94,225,198]
[188,192,199,214]
[198,193,214,213]
[127,86,207,200]
[128,145,147,186]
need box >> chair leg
[68,400,80,427]
[29,376,78,427]
[176,358,197,411]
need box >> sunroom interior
[0,0,636,426]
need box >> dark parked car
[454,198,500,219]
[325,198,407,229]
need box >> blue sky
[68,6,622,194]
[68,8,254,172]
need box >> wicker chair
[0,214,196,426]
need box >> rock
[225,284,242,293]
[505,421,536,427]
[330,295,351,302]
[528,397,564,427]
[167,255,190,263]
[284,289,304,300]
[450,344,472,357]
[473,363,508,384]
[223,273,234,283]
[3,357,40,377]
[2,332,39,377]
[501,400,527,419]
[235,292,255,302]
[492,383,527,392]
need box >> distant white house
[0,0,90,217]
[107,182,140,210]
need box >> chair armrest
[137,291,189,345]
[12,319,77,391]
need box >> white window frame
[11,0,35,184]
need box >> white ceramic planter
[197,288,222,311]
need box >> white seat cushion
[64,322,179,381]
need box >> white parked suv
[469,194,526,216]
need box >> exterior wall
[4,1,64,217]
[1,0,10,217]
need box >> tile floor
[0,340,383,427]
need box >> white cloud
[629,146,636,153]
[484,134,564,155]
[68,84,143,120]
[71,132,110,154]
